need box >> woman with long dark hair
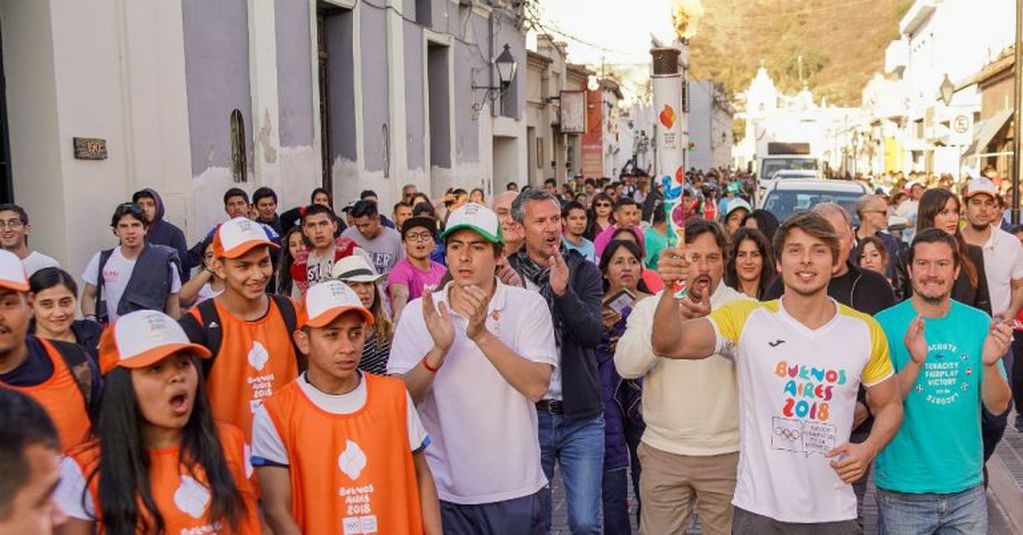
[724,228,776,300]
[741,209,780,243]
[332,256,394,375]
[610,227,664,293]
[29,267,102,359]
[856,235,890,281]
[596,239,649,534]
[894,188,990,313]
[585,192,616,241]
[55,310,258,535]
[276,226,308,296]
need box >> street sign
[949,112,973,146]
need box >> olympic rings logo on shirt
[774,427,801,441]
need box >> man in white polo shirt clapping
[388,203,558,534]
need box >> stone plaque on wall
[73,137,107,160]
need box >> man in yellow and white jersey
[651,211,904,534]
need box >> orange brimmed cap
[212,217,279,259]
[0,249,29,292]
[98,310,211,374]
[299,280,375,328]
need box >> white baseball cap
[725,197,752,218]
[331,255,384,283]
[213,217,280,259]
[0,249,28,292]
[439,202,503,244]
[964,177,997,200]
[99,310,211,374]
[299,280,375,328]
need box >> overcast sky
[529,0,680,65]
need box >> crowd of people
[0,167,1020,535]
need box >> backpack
[190,295,305,373]
[50,340,96,424]
[94,248,115,324]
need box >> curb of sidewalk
[988,453,1023,533]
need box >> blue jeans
[877,485,987,535]
[537,410,604,534]
[602,467,630,535]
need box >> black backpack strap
[195,299,222,357]
[95,248,114,324]
[50,340,95,424]
[270,294,305,372]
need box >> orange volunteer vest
[67,422,260,534]
[1,337,91,451]
[263,374,424,535]
[193,299,299,442]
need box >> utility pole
[1010,0,1018,221]
[1014,0,1022,224]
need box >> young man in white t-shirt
[960,176,1022,444]
[81,203,182,323]
[961,177,1023,321]
[651,210,903,533]
[0,204,59,277]
[388,203,557,535]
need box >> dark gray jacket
[510,249,604,420]
[96,244,180,323]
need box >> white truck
[757,142,819,180]
[754,142,821,207]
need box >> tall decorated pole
[651,46,688,297]
[656,1,701,298]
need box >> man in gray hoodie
[132,188,191,281]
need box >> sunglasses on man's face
[595,203,611,208]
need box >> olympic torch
[651,47,688,298]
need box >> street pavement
[550,408,1023,534]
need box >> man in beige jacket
[614,219,749,535]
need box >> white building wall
[711,104,733,170]
[884,0,1013,175]
[1,0,193,275]
[688,79,713,171]
[2,0,528,276]
[1,0,66,265]
[333,1,526,206]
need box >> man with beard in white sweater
[614,219,749,535]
